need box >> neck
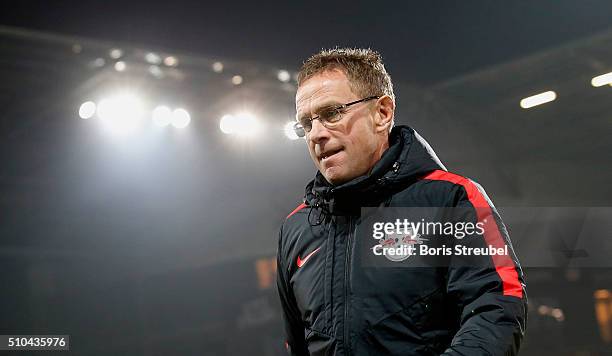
[367,138,390,175]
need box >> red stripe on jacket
[421,170,523,298]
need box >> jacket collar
[304,125,446,216]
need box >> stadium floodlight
[109,48,123,59]
[114,61,127,72]
[163,56,178,67]
[212,62,224,73]
[145,52,162,65]
[79,101,97,119]
[234,112,259,136]
[219,112,260,136]
[591,72,612,87]
[277,70,291,83]
[519,91,556,109]
[284,121,299,140]
[231,75,243,85]
[96,92,144,134]
[152,106,172,127]
[220,114,235,134]
[171,108,191,128]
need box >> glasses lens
[297,118,311,133]
[319,108,342,124]
[294,122,306,137]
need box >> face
[296,70,388,185]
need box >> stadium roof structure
[403,29,612,205]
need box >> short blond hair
[297,47,395,104]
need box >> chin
[322,168,350,186]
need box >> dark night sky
[2,0,612,85]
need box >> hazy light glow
[219,112,259,136]
[92,58,105,68]
[171,108,191,128]
[114,61,127,72]
[591,72,612,87]
[595,289,611,299]
[551,308,564,321]
[109,48,123,59]
[284,121,299,140]
[212,62,224,73]
[537,305,550,315]
[148,65,163,78]
[145,52,161,64]
[96,93,144,134]
[277,70,291,83]
[152,106,172,127]
[231,75,243,85]
[219,115,234,134]
[163,56,178,67]
[520,91,556,109]
[79,101,97,119]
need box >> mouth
[319,148,343,162]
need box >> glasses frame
[294,95,381,137]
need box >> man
[276,48,527,355]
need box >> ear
[374,95,395,134]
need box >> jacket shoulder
[419,169,472,186]
[419,169,495,208]
[392,170,478,207]
[278,202,309,250]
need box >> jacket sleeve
[276,224,309,356]
[441,179,528,356]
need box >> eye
[320,107,342,122]
[297,117,311,129]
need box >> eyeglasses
[294,95,380,137]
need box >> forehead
[295,70,356,114]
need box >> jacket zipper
[343,216,354,355]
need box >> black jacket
[276,126,527,355]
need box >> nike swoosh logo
[297,246,321,268]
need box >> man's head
[296,48,396,186]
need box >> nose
[308,118,330,144]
